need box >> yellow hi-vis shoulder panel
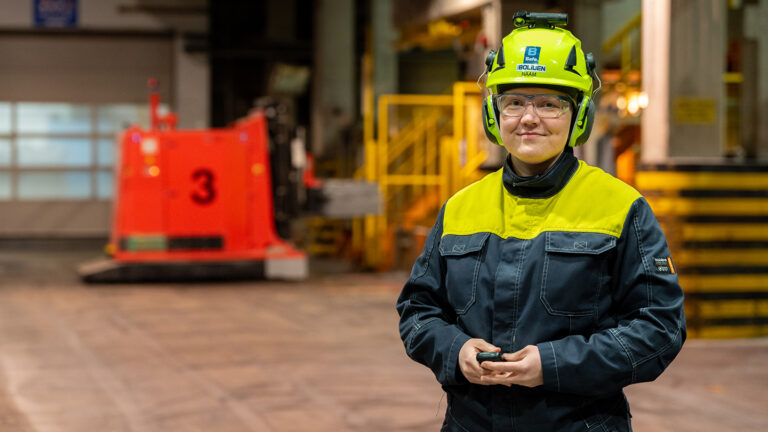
[443,161,642,240]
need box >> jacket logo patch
[452,244,466,253]
[573,241,588,250]
[653,257,676,274]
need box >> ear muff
[569,95,595,147]
[570,51,598,146]
[482,95,503,146]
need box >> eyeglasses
[495,93,573,119]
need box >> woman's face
[498,87,574,177]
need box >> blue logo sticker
[524,46,541,64]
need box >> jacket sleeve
[537,197,687,396]
[396,205,472,386]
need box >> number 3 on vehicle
[191,168,216,205]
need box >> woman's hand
[458,338,501,384]
[478,345,544,388]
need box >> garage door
[0,31,173,237]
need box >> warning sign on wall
[673,97,716,124]
[34,0,78,28]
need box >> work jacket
[396,150,686,431]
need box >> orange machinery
[79,83,308,282]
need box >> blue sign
[523,46,541,64]
[34,0,78,28]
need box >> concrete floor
[0,246,766,431]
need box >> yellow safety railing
[602,13,641,78]
[354,82,488,268]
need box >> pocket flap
[545,231,616,255]
[439,232,490,256]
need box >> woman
[396,12,686,432]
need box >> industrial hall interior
[0,0,765,431]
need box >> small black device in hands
[476,352,506,363]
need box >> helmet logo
[523,46,541,63]
[517,46,546,73]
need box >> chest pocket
[540,231,617,317]
[439,232,490,315]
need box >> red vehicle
[80,83,307,282]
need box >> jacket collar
[502,147,579,198]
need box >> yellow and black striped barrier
[637,165,768,339]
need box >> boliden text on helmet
[516,64,547,72]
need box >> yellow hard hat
[482,11,598,147]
